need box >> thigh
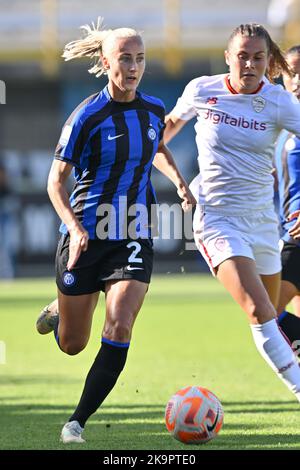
[103,279,148,341]
[260,272,281,309]
[216,256,276,324]
[58,290,100,346]
[193,210,254,275]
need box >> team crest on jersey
[62,271,76,287]
[252,96,265,113]
[147,127,157,141]
[214,238,228,251]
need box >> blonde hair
[228,23,292,82]
[62,17,142,77]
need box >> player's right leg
[36,299,59,335]
[56,289,99,355]
[56,290,99,443]
[37,291,98,353]
[43,232,101,353]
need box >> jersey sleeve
[171,79,198,121]
[277,89,300,137]
[54,111,87,169]
[158,104,166,141]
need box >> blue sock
[53,321,61,349]
[278,310,300,346]
[69,338,130,427]
[278,310,289,324]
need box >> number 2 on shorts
[126,241,143,263]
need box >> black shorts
[56,234,153,296]
[281,241,300,291]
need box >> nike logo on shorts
[108,133,124,141]
[126,265,144,271]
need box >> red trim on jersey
[225,75,264,95]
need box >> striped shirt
[55,86,165,239]
[274,130,300,244]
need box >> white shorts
[193,206,281,276]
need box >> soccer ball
[165,385,223,444]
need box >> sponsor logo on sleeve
[59,125,73,146]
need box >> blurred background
[0,0,299,278]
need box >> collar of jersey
[225,75,265,95]
[103,85,140,104]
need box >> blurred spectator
[0,161,17,278]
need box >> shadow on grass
[0,297,55,306]
[0,375,82,386]
[1,402,300,451]
[222,400,299,414]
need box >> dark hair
[286,45,300,56]
[228,23,291,82]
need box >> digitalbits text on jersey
[203,108,267,130]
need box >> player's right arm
[163,78,198,144]
[163,114,187,144]
[47,159,89,271]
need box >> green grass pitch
[0,275,299,450]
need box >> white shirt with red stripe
[172,73,300,214]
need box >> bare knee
[59,338,87,356]
[103,319,132,343]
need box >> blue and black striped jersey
[55,86,165,240]
[274,130,300,244]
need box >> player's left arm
[153,140,196,211]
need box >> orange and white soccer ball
[165,385,223,444]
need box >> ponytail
[62,17,142,78]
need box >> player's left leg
[217,257,300,401]
[61,279,148,443]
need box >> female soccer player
[36,18,195,443]
[274,45,300,343]
[164,24,300,403]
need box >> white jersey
[172,74,300,214]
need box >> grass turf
[0,275,299,450]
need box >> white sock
[251,318,300,400]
